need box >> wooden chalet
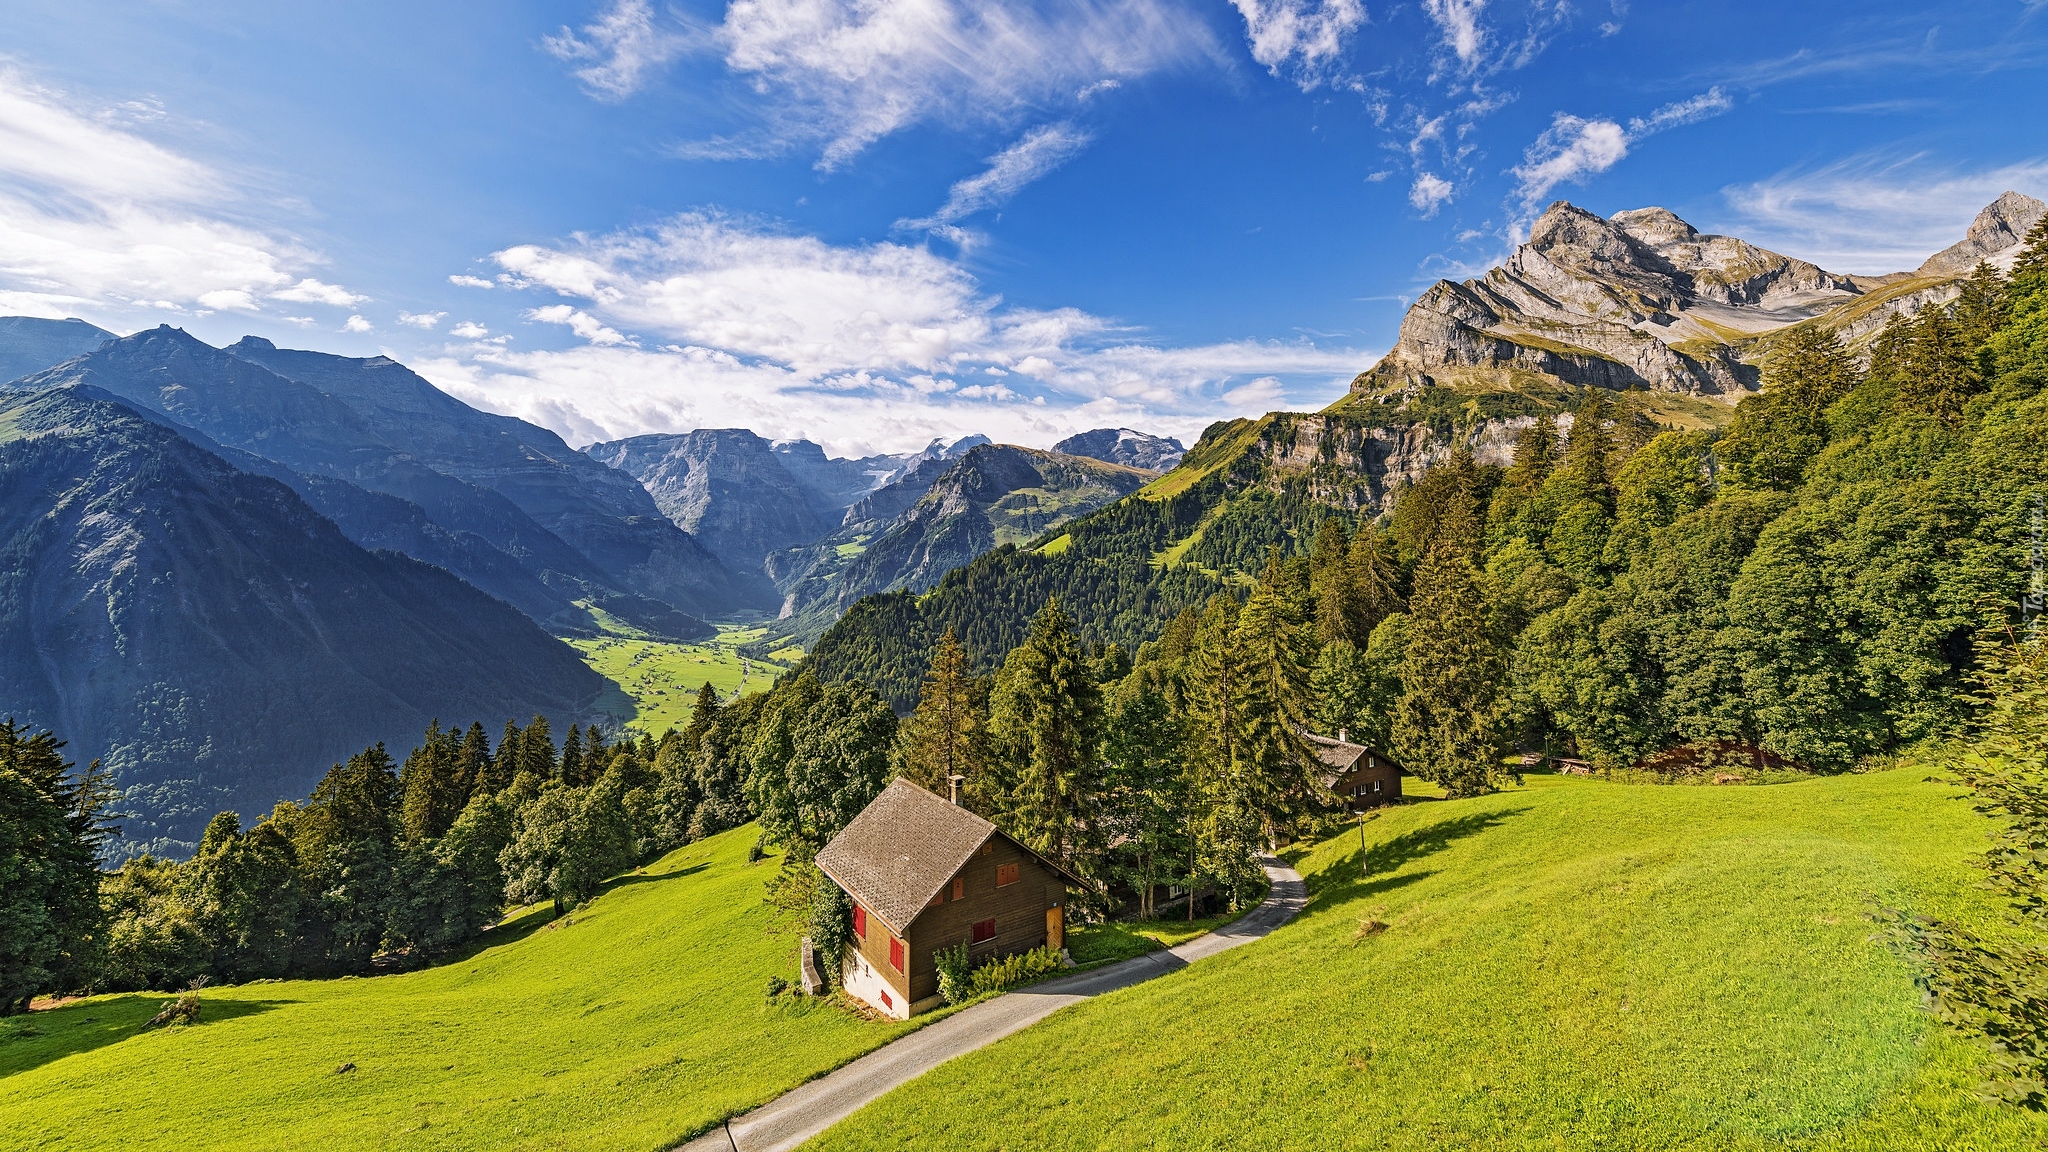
[1308,732,1403,811]
[814,779,1082,1019]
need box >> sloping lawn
[806,768,2048,1151]
[0,825,914,1152]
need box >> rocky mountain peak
[1918,190,2047,276]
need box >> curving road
[679,855,1309,1152]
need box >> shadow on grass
[1308,806,1530,908]
[607,861,708,890]
[0,994,287,1080]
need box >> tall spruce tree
[559,724,586,787]
[1183,594,1266,907]
[899,629,989,806]
[520,716,558,780]
[0,722,114,1012]
[1394,531,1512,798]
[399,721,468,843]
[987,598,1106,877]
[457,722,493,798]
[1233,556,1321,834]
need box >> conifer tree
[1183,594,1265,907]
[987,598,1106,876]
[0,721,114,1012]
[1394,537,1512,798]
[520,715,557,780]
[1508,415,1561,491]
[1348,523,1405,639]
[1233,557,1321,834]
[899,629,989,805]
[1310,518,1359,645]
[559,724,586,787]
[457,722,493,797]
[399,721,468,843]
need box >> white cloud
[451,320,491,338]
[1720,156,2048,275]
[283,315,317,327]
[1627,86,1732,135]
[274,277,368,306]
[0,70,358,322]
[898,123,1091,232]
[1423,0,1487,71]
[448,274,495,289]
[343,314,373,333]
[1230,0,1366,89]
[398,310,447,329]
[527,304,629,346]
[1409,173,1454,216]
[709,0,1218,167]
[1508,89,1731,228]
[544,0,693,101]
[439,212,1365,454]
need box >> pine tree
[1394,539,1512,798]
[899,629,989,806]
[399,721,468,843]
[987,598,1106,877]
[520,715,557,780]
[1507,416,1560,491]
[1233,558,1322,836]
[559,724,586,787]
[0,721,114,1012]
[1348,523,1405,638]
[457,722,493,798]
[1310,518,1358,645]
[1183,595,1265,907]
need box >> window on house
[853,904,866,938]
[889,936,905,972]
[996,863,1019,887]
[951,876,964,901]
[972,918,996,944]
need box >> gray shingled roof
[1307,732,1399,790]
[815,779,998,935]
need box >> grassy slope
[809,769,2048,1151]
[572,622,795,734]
[0,825,916,1152]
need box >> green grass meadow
[0,826,913,1152]
[806,768,2048,1151]
[572,623,794,734]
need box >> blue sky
[1,1,2043,453]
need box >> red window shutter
[853,905,866,937]
[951,877,964,901]
[889,936,904,971]
[972,918,996,944]
[996,863,1019,887]
[880,989,892,1009]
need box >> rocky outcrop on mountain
[769,445,1151,640]
[0,317,113,384]
[1052,427,1186,471]
[0,385,605,856]
[1919,191,2047,275]
[1354,193,2045,403]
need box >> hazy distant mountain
[768,445,1152,642]
[6,327,756,634]
[1052,428,1186,472]
[586,430,992,577]
[0,385,606,857]
[0,316,112,384]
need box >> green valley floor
[806,768,2048,1151]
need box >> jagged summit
[1052,427,1186,471]
[1353,192,2044,405]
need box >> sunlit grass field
[0,826,912,1152]
[807,767,2048,1151]
[571,622,794,734]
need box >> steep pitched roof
[816,779,1000,935]
[1305,733,1402,790]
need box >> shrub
[934,942,973,1005]
[764,975,788,1001]
[967,946,1066,998]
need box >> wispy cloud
[1719,154,2048,274]
[543,0,693,101]
[1409,173,1454,216]
[398,310,446,329]
[897,123,1092,235]
[0,69,361,322]
[1230,0,1367,90]
[1423,0,1487,72]
[1507,88,1730,228]
[445,212,1366,454]
[696,0,1218,168]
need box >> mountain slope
[0,317,113,384]
[1052,427,1186,471]
[1352,193,2046,404]
[0,385,607,855]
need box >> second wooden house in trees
[816,779,1081,1019]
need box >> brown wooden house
[1309,732,1403,811]
[814,779,1081,1019]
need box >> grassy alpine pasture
[573,622,794,734]
[809,767,2048,1152]
[0,825,915,1152]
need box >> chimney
[949,774,965,806]
[1338,728,1348,745]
